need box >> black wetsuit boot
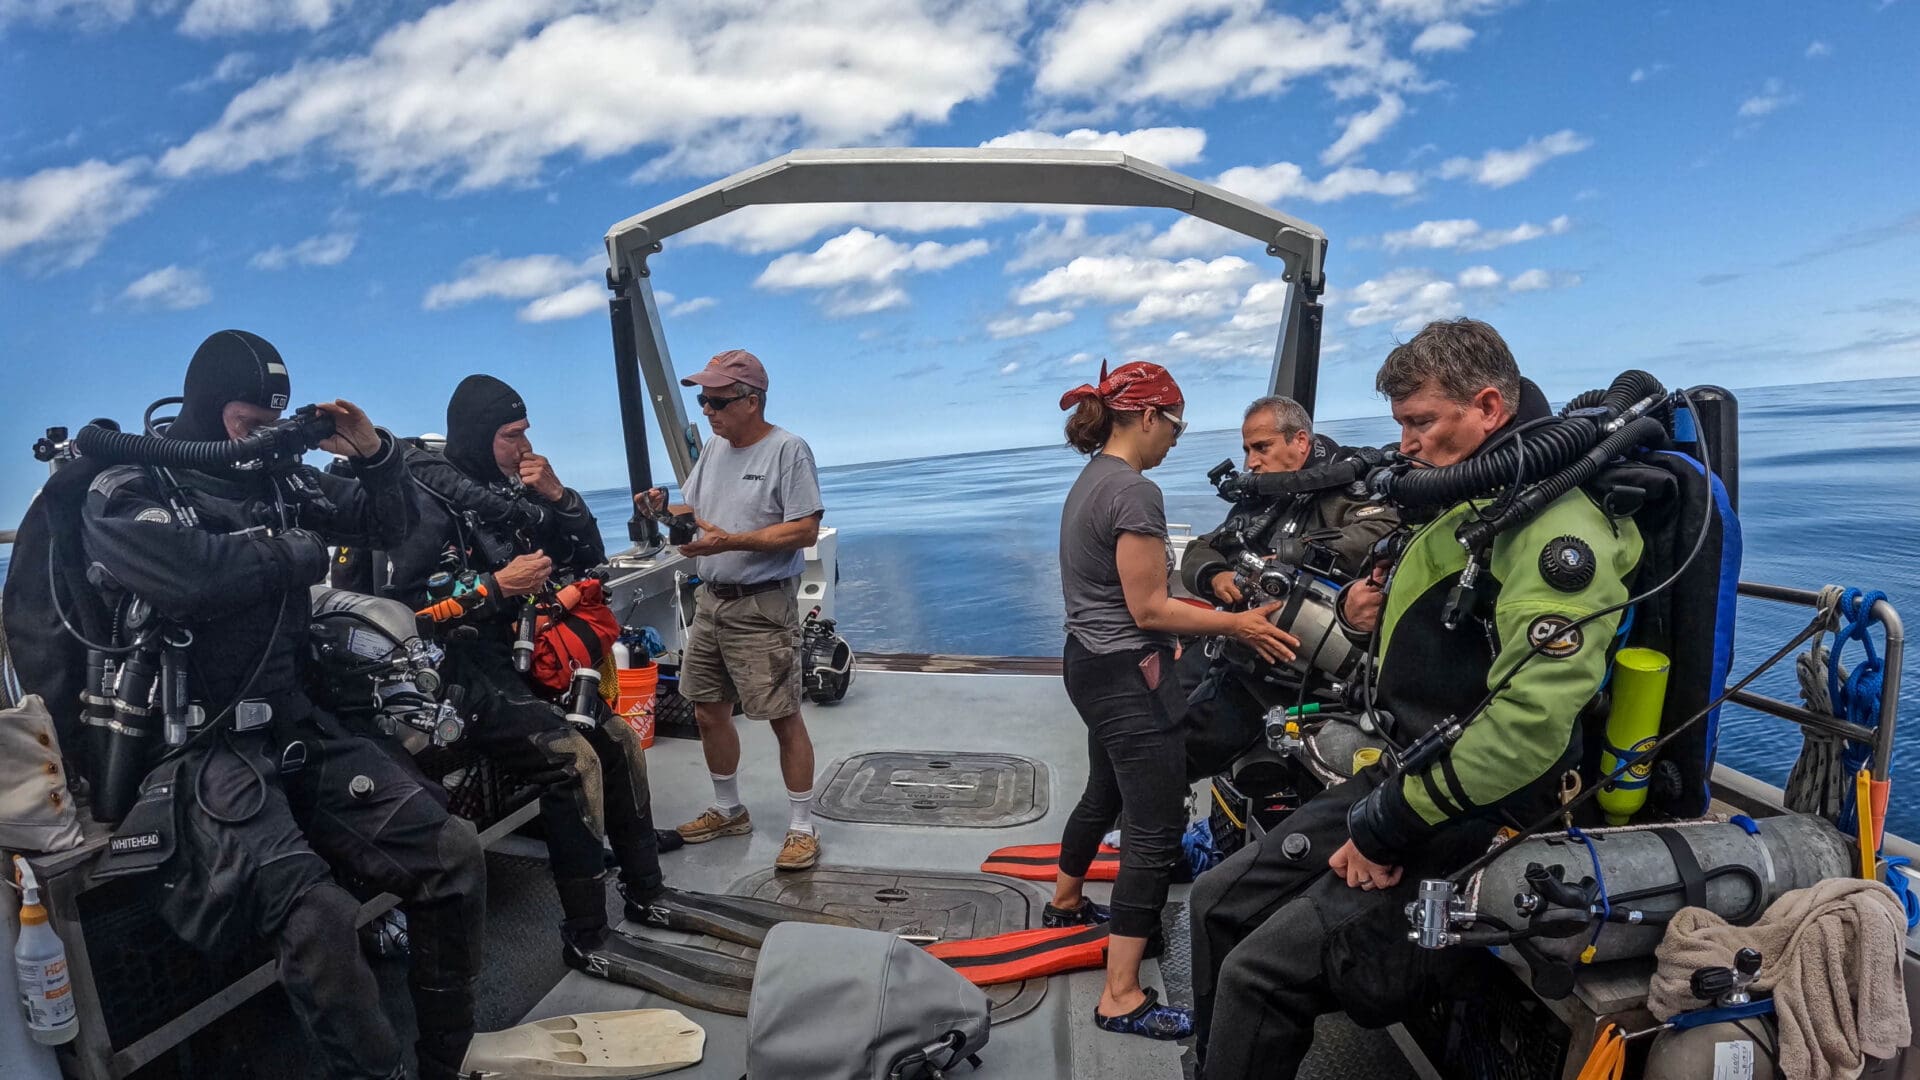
[557,874,613,965]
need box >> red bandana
[1058,360,1184,412]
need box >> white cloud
[1322,93,1405,166]
[422,252,607,324]
[179,0,345,36]
[1437,129,1591,187]
[1805,40,1832,58]
[999,361,1021,376]
[0,0,144,31]
[121,265,213,310]
[1146,215,1250,258]
[1035,0,1406,106]
[980,126,1208,167]
[160,0,1024,189]
[180,51,258,92]
[1410,21,1473,52]
[1456,264,1501,289]
[1380,213,1570,252]
[670,296,716,316]
[1507,268,1579,292]
[0,158,159,272]
[1738,77,1798,118]
[1336,262,1577,330]
[1016,253,1258,328]
[250,230,356,269]
[514,282,600,322]
[687,202,1023,255]
[756,227,989,316]
[987,309,1075,339]
[1214,161,1421,203]
[1628,63,1668,84]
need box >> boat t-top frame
[600,147,1328,542]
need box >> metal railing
[1728,581,1902,783]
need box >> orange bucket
[614,664,659,748]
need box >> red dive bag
[530,577,621,696]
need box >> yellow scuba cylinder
[1598,647,1670,826]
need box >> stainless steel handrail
[1730,581,1902,782]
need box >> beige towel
[1650,876,1910,1080]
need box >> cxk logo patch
[1527,615,1584,658]
[270,393,289,409]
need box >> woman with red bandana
[1050,361,1300,1040]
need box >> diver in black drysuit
[79,331,484,1080]
[386,375,686,964]
[1176,434,1399,781]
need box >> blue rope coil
[1883,855,1920,930]
[1828,588,1888,835]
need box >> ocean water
[581,376,1920,837]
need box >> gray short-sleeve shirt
[681,426,824,584]
[1059,453,1173,654]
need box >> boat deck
[525,667,1416,1080]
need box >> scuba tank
[1645,949,1779,1080]
[1465,815,1850,969]
[1598,647,1670,825]
[11,856,76,1046]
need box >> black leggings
[1059,636,1187,939]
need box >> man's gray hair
[1244,395,1312,439]
[1375,318,1521,407]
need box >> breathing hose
[1456,414,1668,552]
[73,409,334,470]
[1377,371,1668,509]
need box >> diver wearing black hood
[389,375,729,968]
[79,331,486,1080]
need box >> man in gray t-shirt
[637,349,828,873]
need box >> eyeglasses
[1160,408,1188,437]
[697,393,754,411]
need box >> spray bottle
[12,855,77,1045]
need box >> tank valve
[1406,878,1469,950]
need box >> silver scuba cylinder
[1644,1019,1779,1080]
[1466,815,1850,965]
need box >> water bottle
[12,855,76,1045]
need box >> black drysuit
[386,439,662,947]
[81,442,484,1080]
[1176,444,1400,782]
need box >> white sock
[787,788,816,835]
[710,773,742,814]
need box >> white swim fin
[461,1009,705,1078]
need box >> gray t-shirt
[681,426,825,584]
[1060,453,1173,654]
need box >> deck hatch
[728,865,1050,1023]
[812,750,1049,827]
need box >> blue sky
[3,0,1918,526]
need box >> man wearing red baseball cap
[637,349,828,871]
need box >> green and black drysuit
[1190,434,1642,1079]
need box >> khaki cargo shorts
[678,578,803,720]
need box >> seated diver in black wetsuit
[385,375,841,973]
[1176,395,1399,782]
[78,331,485,1080]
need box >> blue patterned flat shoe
[1042,898,1111,927]
[1094,987,1193,1040]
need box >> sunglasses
[1160,408,1188,437]
[697,392,755,411]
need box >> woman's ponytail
[1064,396,1114,454]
